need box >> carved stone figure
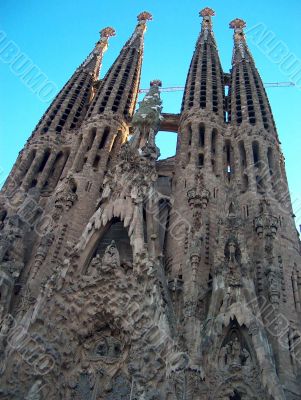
[101,240,120,271]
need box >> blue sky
[1,0,301,226]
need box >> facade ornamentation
[0,7,299,400]
[54,175,78,219]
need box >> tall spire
[228,19,277,133]
[181,7,225,119]
[86,12,152,122]
[32,28,115,135]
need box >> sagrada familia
[0,7,301,400]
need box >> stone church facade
[0,7,300,400]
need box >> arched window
[242,174,249,192]
[99,127,110,150]
[188,125,192,146]
[211,129,217,155]
[267,147,274,176]
[238,141,247,168]
[38,149,51,173]
[92,218,133,265]
[252,141,260,165]
[87,127,97,151]
[199,124,205,147]
[198,153,204,168]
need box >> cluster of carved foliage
[0,238,178,399]
[102,142,157,204]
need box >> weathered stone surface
[0,8,300,400]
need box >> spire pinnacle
[198,7,215,42]
[100,27,116,39]
[230,18,247,42]
[229,18,251,64]
[127,11,152,48]
[137,11,153,22]
[81,27,115,78]
[199,7,215,17]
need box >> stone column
[87,128,103,165]
[245,142,256,192]
[72,133,90,172]
[23,151,45,190]
[215,132,223,178]
[37,152,58,189]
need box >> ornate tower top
[137,11,153,22]
[199,7,215,17]
[229,18,247,30]
[100,27,116,39]
[199,7,215,31]
[230,18,247,43]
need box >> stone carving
[216,237,243,288]
[0,214,24,264]
[32,230,55,278]
[266,263,282,309]
[0,8,298,400]
[254,199,279,239]
[220,336,251,369]
[104,374,131,400]
[90,336,122,361]
[89,241,121,275]
[54,175,77,219]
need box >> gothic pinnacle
[199,7,215,18]
[100,27,116,39]
[198,7,216,44]
[137,11,153,23]
[229,18,247,42]
[132,11,152,38]
[199,7,215,28]
[229,18,251,65]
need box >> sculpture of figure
[225,238,241,264]
[266,263,281,307]
[226,337,242,366]
[101,241,120,272]
[232,337,241,364]
[89,254,102,274]
[240,347,251,367]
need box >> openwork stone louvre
[0,7,300,400]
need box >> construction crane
[138,82,296,93]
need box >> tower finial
[198,7,215,41]
[137,11,153,22]
[199,7,215,18]
[100,27,116,39]
[229,18,246,30]
[230,18,247,43]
